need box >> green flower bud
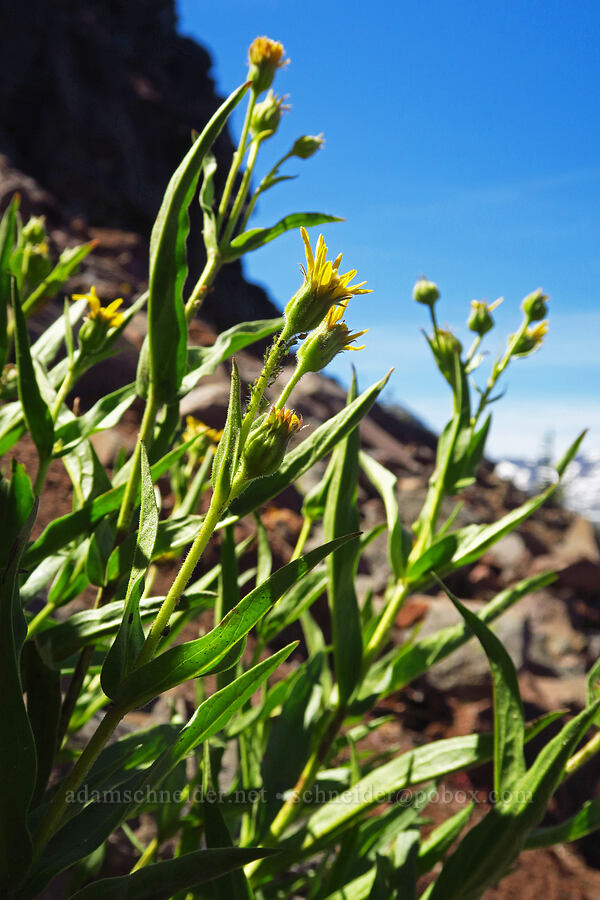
[521,288,548,322]
[512,321,548,357]
[241,407,302,480]
[77,316,109,354]
[413,277,440,308]
[250,90,289,138]
[248,36,288,94]
[467,297,502,336]
[22,215,47,245]
[284,228,371,335]
[297,302,367,373]
[432,328,463,384]
[291,134,325,159]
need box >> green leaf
[525,798,600,849]
[68,848,274,900]
[21,242,95,317]
[357,572,555,706]
[111,535,356,709]
[24,438,195,569]
[101,445,158,698]
[417,804,474,875]
[231,371,392,518]
[31,298,87,369]
[429,700,600,900]
[406,534,458,584]
[22,641,61,806]
[53,383,136,457]
[360,451,410,578]
[147,82,248,402]
[0,492,37,890]
[181,318,283,395]
[130,645,297,804]
[199,152,219,254]
[223,212,343,260]
[11,278,54,466]
[448,431,585,571]
[0,195,19,368]
[436,578,525,795]
[324,373,362,702]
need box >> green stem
[32,703,125,857]
[217,89,257,228]
[115,388,159,539]
[472,317,529,425]
[565,729,600,777]
[221,137,262,246]
[240,152,292,232]
[130,836,159,872]
[291,516,312,561]
[51,365,76,420]
[26,601,57,639]
[465,334,482,365]
[238,326,292,451]
[135,495,225,667]
[275,364,302,410]
[363,581,408,670]
[184,251,221,324]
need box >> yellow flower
[325,301,368,351]
[297,299,367,374]
[73,286,124,328]
[182,416,223,446]
[284,228,372,335]
[248,37,289,92]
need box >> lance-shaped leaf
[101,445,159,698]
[324,373,362,702]
[180,317,283,395]
[222,212,343,260]
[22,641,61,807]
[525,798,600,849]
[360,451,411,578]
[436,578,525,795]
[24,438,195,568]
[417,803,474,876]
[0,468,37,890]
[11,278,54,467]
[0,195,19,368]
[429,699,600,900]
[110,535,357,709]
[231,371,392,518]
[53,383,136,457]
[356,572,556,706]
[147,82,248,402]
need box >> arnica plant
[1,35,599,900]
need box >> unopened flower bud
[250,90,289,138]
[22,216,47,245]
[413,277,440,308]
[521,288,548,322]
[512,321,548,357]
[297,303,367,373]
[73,286,124,355]
[432,328,463,384]
[248,36,288,94]
[242,407,302,479]
[467,297,502,336]
[291,134,325,159]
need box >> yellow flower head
[73,286,124,328]
[325,300,368,351]
[265,406,303,436]
[284,228,372,335]
[248,37,289,92]
[182,416,223,446]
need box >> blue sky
[177,0,600,459]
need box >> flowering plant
[0,36,598,900]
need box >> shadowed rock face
[0,0,279,329]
